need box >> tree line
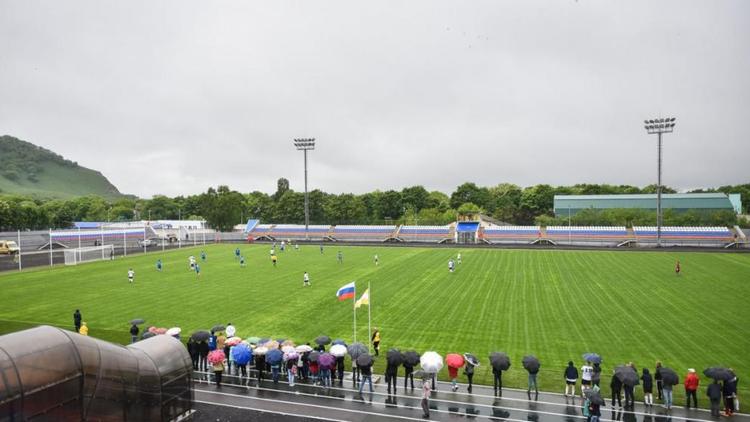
[1,180,747,231]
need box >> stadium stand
[244,219,260,233]
[266,224,332,241]
[633,226,734,245]
[249,224,275,240]
[546,226,629,244]
[332,225,397,242]
[481,225,541,244]
[398,225,452,243]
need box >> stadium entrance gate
[455,221,479,244]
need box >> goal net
[64,245,115,266]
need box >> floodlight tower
[293,138,315,240]
[644,117,676,247]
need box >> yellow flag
[354,288,370,308]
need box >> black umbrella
[585,389,606,406]
[489,352,511,371]
[129,318,145,325]
[211,324,225,333]
[356,353,374,367]
[413,370,430,380]
[522,355,540,372]
[387,349,404,366]
[309,351,320,362]
[660,367,679,386]
[276,338,286,344]
[403,351,420,367]
[615,365,639,387]
[142,332,156,340]
[332,338,347,346]
[315,335,331,346]
[191,330,211,341]
[347,342,368,359]
[703,367,735,381]
[464,353,479,366]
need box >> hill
[0,135,123,199]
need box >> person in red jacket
[684,368,700,408]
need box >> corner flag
[336,282,356,301]
[354,288,370,308]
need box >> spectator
[610,372,623,409]
[198,341,209,371]
[527,363,540,401]
[358,360,373,394]
[421,376,432,419]
[707,379,722,417]
[724,373,738,416]
[213,357,224,387]
[565,361,579,397]
[493,364,503,397]
[386,361,399,394]
[371,328,380,356]
[129,324,139,343]
[465,360,475,393]
[641,368,654,407]
[684,368,699,408]
[404,359,415,390]
[655,361,664,401]
[79,322,88,336]
[592,362,602,388]
[187,339,199,370]
[73,309,82,333]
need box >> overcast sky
[1,1,748,198]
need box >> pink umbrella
[208,349,226,364]
[226,336,242,346]
[446,353,465,368]
[154,327,168,335]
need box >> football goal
[64,245,115,265]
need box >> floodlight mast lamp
[644,117,676,247]
[294,138,315,240]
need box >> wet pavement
[192,370,746,421]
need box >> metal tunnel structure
[0,325,193,421]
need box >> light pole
[294,138,315,240]
[644,117,676,247]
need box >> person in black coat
[610,373,623,409]
[255,354,266,382]
[198,340,209,372]
[655,361,664,401]
[129,324,139,344]
[187,339,199,370]
[336,355,345,385]
[592,362,602,387]
[73,309,82,333]
[641,368,654,406]
[707,379,722,417]
[385,362,399,394]
[493,366,503,397]
[564,361,579,397]
[403,360,415,390]
[724,375,738,416]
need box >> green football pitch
[1,244,748,403]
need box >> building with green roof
[554,193,740,217]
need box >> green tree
[450,182,490,210]
[274,177,290,201]
[489,183,522,223]
[377,190,404,220]
[401,185,430,212]
[324,194,367,224]
[142,195,178,220]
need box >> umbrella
[148,326,158,334]
[582,353,602,364]
[319,352,335,367]
[276,338,286,344]
[208,350,225,364]
[258,337,271,344]
[489,352,511,371]
[356,353,374,367]
[413,370,430,379]
[403,351,420,366]
[347,342,368,359]
[266,348,283,365]
[420,351,444,373]
[191,330,211,341]
[295,344,313,353]
[231,343,252,365]
[464,353,479,367]
[284,351,299,361]
[226,336,242,346]
[315,335,331,346]
[309,351,320,362]
[129,318,145,325]
[246,336,261,344]
[446,353,465,368]
[703,367,735,381]
[387,349,404,366]
[281,345,296,354]
[282,340,296,347]
[211,324,225,333]
[660,367,679,386]
[141,332,156,339]
[332,338,347,346]
[615,365,639,387]
[253,346,269,356]
[153,327,167,335]
[585,389,606,405]
[166,327,181,337]
[522,355,540,372]
[263,340,279,350]
[330,344,348,357]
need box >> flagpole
[367,281,371,353]
[353,284,357,344]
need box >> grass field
[1,244,748,405]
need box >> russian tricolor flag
[336,282,356,301]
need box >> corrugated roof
[555,193,728,200]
